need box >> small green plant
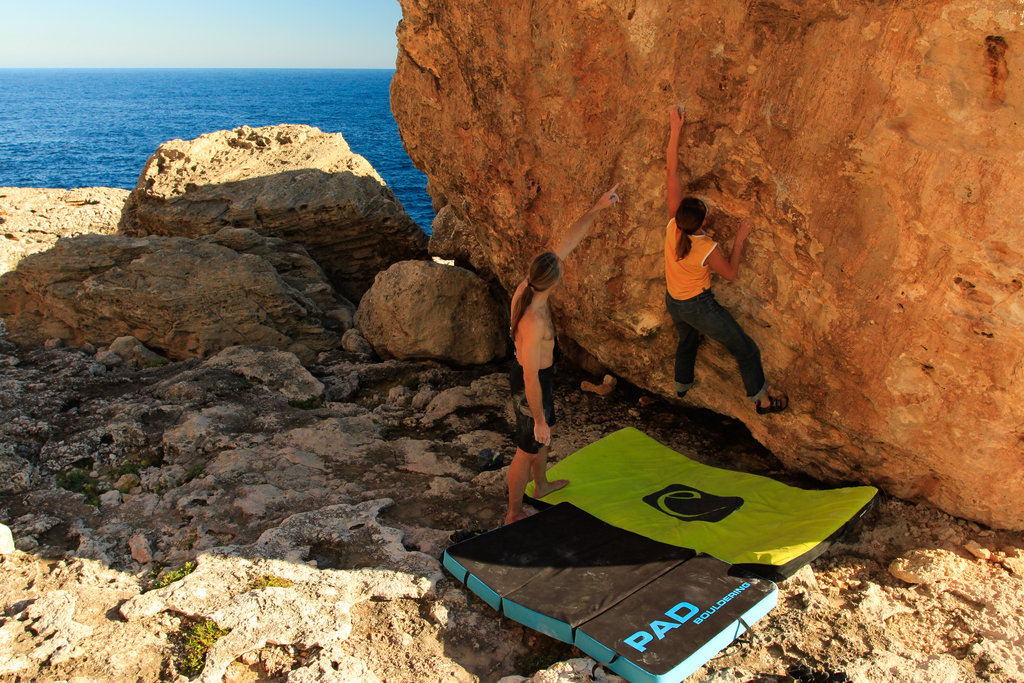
[184,463,205,481]
[145,358,170,368]
[402,375,420,390]
[246,574,295,591]
[288,396,321,410]
[57,468,101,506]
[178,619,230,677]
[149,561,197,591]
[114,459,152,477]
[515,642,576,677]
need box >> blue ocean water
[0,68,435,231]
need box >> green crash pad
[526,428,876,579]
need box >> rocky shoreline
[0,327,1021,682]
[1,120,1022,682]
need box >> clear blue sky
[1,1,403,68]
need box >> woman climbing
[664,107,788,414]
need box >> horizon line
[0,66,398,71]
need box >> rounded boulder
[355,261,507,366]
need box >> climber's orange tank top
[664,218,718,301]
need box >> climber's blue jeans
[665,289,768,402]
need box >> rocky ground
[0,325,1021,683]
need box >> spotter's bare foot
[533,479,569,499]
[504,510,529,525]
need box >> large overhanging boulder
[124,124,428,302]
[391,1,1024,529]
[0,228,349,363]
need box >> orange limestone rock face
[391,1,1024,529]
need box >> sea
[0,68,435,232]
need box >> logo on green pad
[642,484,743,522]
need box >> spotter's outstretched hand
[595,183,621,211]
[670,107,685,131]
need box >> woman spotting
[505,184,621,524]
[664,108,788,414]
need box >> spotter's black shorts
[509,361,556,455]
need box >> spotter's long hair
[510,251,562,340]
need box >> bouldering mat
[443,502,777,683]
[525,428,876,580]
